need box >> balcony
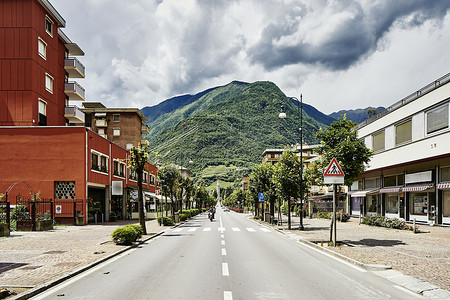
[64,106,85,124]
[96,119,107,127]
[140,139,149,146]
[64,82,85,100]
[141,125,149,134]
[64,57,85,78]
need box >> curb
[10,230,166,300]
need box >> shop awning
[380,187,401,193]
[437,182,450,190]
[402,184,434,192]
[350,189,379,198]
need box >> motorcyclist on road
[209,206,215,219]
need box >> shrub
[179,213,188,222]
[112,225,143,245]
[362,214,416,231]
[157,216,174,226]
[317,211,350,222]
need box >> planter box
[36,219,53,231]
[0,223,10,237]
[17,220,33,231]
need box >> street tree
[272,147,303,229]
[315,115,372,241]
[250,162,276,218]
[157,164,180,217]
[128,145,150,235]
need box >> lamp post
[279,95,304,230]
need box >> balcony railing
[141,125,149,134]
[64,82,85,101]
[64,106,85,124]
[96,119,107,127]
[64,57,85,78]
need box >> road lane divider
[222,263,229,276]
[222,248,227,256]
[224,291,233,300]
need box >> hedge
[112,224,143,245]
[361,214,416,231]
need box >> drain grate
[43,250,66,255]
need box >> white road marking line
[260,228,271,232]
[203,227,211,231]
[222,248,227,256]
[220,216,223,228]
[232,227,240,231]
[224,291,233,300]
[222,263,229,276]
[221,240,226,245]
[221,234,224,239]
[246,228,256,232]
[218,227,225,232]
[173,228,183,232]
[188,228,197,232]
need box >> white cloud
[51,0,450,114]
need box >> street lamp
[279,95,304,230]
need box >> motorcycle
[208,211,214,221]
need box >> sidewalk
[0,219,170,298]
[263,214,450,292]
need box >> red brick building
[0,0,158,224]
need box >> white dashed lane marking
[222,263,229,276]
[232,227,240,231]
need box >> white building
[351,73,450,225]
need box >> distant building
[351,73,450,225]
[81,102,150,150]
[262,144,320,168]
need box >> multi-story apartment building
[351,73,450,225]
[81,102,149,150]
[0,0,158,225]
[0,0,85,127]
[262,144,320,167]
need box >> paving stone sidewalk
[270,216,450,292]
[0,219,169,297]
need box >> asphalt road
[32,207,424,300]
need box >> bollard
[413,218,416,234]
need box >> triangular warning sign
[323,158,344,176]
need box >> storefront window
[441,167,450,182]
[409,192,427,215]
[444,191,450,217]
[386,194,398,214]
[367,195,379,213]
[352,197,361,213]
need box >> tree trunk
[288,197,291,230]
[137,168,147,235]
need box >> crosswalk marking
[246,228,256,232]
[218,227,225,232]
[172,227,272,233]
[260,228,271,232]
[188,228,197,232]
[232,227,240,231]
[203,227,211,231]
[173,228,183,232]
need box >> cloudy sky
[51,0,450,114]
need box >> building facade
[351,73,450,225]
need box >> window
[113,128,120,136]
[100,156,108,173]
[38,99,47,126]
[367,195,379,214]
[372,131,385,152]
[91,153,99,171]
[98,128,105,135]
[114,161,119,175]
[150,174,155,185]
[383,175,397,187]
[427,103,448,134]
[45,16,53,36]
[441,166,450,182]
[444,191,450,217]
[38,38,47,59]
[45,73,53,93]
[120,164,125,177]
[113,114,120,122]
[409,192,428,215]
[126,143,134,150]
[395,120,412,146]
[143,172,148,183]
[386,195,399,214]
[365,177,380,189]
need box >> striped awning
[437,182,450,190]
[380,187,401,194]
[350,189,379,198]
[402,184,434,192]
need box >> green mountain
[142,81,329,187]
[329,106,385,123]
